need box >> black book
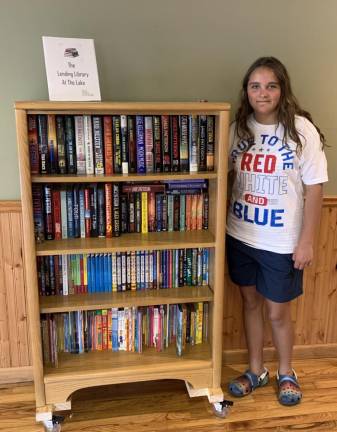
[64,116,77,174]
[55,115,67,174]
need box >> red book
[161,115,170,172]
[52,189,61,240]
[103,116,113,175]
[121,183,165,193]
[170,115,180,172]
[186,194,192,231]
[28,115,39,174]
[105,183,112,238]
[102,310,108,350]
[148,192,156,232]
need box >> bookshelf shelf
[31,171,218,183]
[15,101,230,424]
[40,285,214,313]
[44,342,212,379]
[36,230,216,256]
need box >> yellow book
[196,302,203,344]
[83,254,88,290]
[141,192,148,233]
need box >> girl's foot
[277,369,302,406]
[228,368,269,397]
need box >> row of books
[42,302,208,366]
[37,248,210,295]
[28,114,215,175]
[33,181,209,241]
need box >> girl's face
[247,66,281,124]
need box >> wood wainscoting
[0,201,32,383]
[0,198,336,383]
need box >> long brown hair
[235,56,326,153]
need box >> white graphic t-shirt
[227,115,328,253]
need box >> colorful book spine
[103,116,113,175]
[189,115,199,172]
[206,116,215,171]
[179,115,189,172]
[64,115,77,174]
[92,115,104,175]
[144,116,154,173]
[113,115,121,174]
[74,116,86,175]
[153,115,162,172]
[170,115,180,172]
[161,115,170,172]
[83,115,94,175]
[47,115,57,174]
[198,115,207,171]
[37,115,49,174]
[28,115,39,174]
[120,115,128,174]
[135,115,146,173]
[55,115,67,174]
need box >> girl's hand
[292,243,314,270]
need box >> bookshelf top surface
[14,100,231,112]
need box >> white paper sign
[42,36,101,101]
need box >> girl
[226,57,328,405]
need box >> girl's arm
[292,184,323,270]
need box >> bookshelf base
[185,381,224,403]
[42,344,215,406]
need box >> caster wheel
[42,415,64,431]
[212,399,233,418]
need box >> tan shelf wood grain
[40,285,213,313]
[35,230,216,256]
[31,172,218,183]
[43,343,212,381]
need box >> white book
[83,115,94,175]
[189,115,199,172]
[62,254,68,295]
[60,189,68,239]
[112,252,117,292]
[118,309,126,351]
[74,116,86,174]
[144,116,154,173]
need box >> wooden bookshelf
[15,101,230,426]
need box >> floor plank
[0,358,336,431]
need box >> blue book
[140,251,145,290]
[87,254,91,294]
[73,186,80,238]
[202,248,209,285]
[108,254,112,292]
[66,187,74,238]
[136,251,141,290]
[111,308,119,351]
[156,194,162,232]
[78,187,85,238]
[103,253,109,292]
[135,116,146,173]
[99,254,104,292]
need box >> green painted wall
[0,0,335,198]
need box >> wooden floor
[1,358,337,431]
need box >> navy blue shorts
[226,235,303,303]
